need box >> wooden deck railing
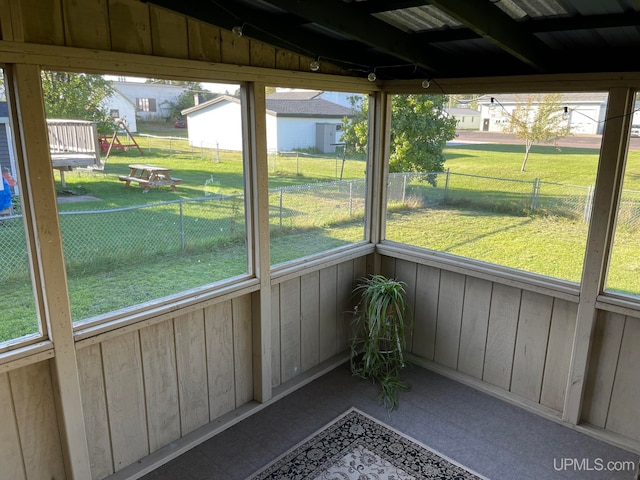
[47,119,102,186]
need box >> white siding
[104,92,137,132]
[113,82,187,121]
[187,102,244,151]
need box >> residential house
[182,91,355,153]
[111,80,188,122]
[478,93,609,134]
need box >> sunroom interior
[1,1,640,479]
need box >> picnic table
[118,164,182,193]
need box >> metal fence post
[583,185,594,222]
[402,173,407,205]
[296,152,300,175]
[179,199,185,251]
[443,168,451,201]
[530,178,539,212]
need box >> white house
[445,107,481,130]
[110,81,188,121]
[478,92,608,134]
[182,91,356,153]
[104,88,138,132]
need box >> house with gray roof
[182,91,356,153]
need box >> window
[110,109,120,118]
[384,91,603,283]
[605,92,640,298]
[41,71,247,324]
[0,67,40,347]
[265,88,369,265]
[136,97,156,112]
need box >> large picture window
[41,72,248,324]
[605,91,640,299]
[385,91,604,283]
[0,67,40,347]
[266,87,369,265]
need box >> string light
[310,59,320,72]
[422,79,431,89]
[232,25,243,37]
[367,72,377,82]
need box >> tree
[166,85,219,121]
[502,93,571,172]
[41,71,114,134]
[342,94,457,177]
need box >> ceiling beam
[256,0,451,76]
[144,1,395,75]
[427,0,550,72]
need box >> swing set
[99,119,144,159]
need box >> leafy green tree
[41,71,114,134]
[342,94,457,176]
[502,93,571,172]
[166,85,219,121]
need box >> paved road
[451,130,640,150]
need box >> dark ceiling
[145,0,640,81]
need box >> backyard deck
[47,119,102,187]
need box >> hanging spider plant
[350,274,413,412]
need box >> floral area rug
[245,407,488,479]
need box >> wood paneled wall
[381,256,578,413]
[382,254,640,446]
[0,360,67,480]
[271,257,367,387]
[583,311,640,442]
[74,294,253,478]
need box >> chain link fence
[387,170,640,223]
[1,171,638,280]
[269,179,367,229]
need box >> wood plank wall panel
[149,5,188,59]
[9,361,66,480]
[271,284,282,387]
[108,0,153,55]
[483,283,521,390]
[251,41,276,69]
[540,299,577,412]
[510,291,553,402]
[18,0,65,45]
[581,311,625,427]
[101,331,149,471]
[0,0,17,41]
[187,18,221,62]
[174,310,209,435]
[602,316,640,441]
[205,300,236,419]
[458,276,492,379]
[276,49,300,71]
[140,320,181,453]
[220,29,251,66]
[336,260,355,351]
[301,271,320,372]
[62,0,111,50]
[232,295,254,406]
[0,372,27,480]
[77,344,113,480]
[411,264,440,361]
[319,265,338,362]
[395,259,417,350]
[280,277,302,383]
[434,270,465,369]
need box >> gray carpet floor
[141,363,639,480]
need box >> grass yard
[2,135,639,344]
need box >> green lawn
[2,137,638,343]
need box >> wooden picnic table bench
[118,164,182,193]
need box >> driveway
[451,130,640,150]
